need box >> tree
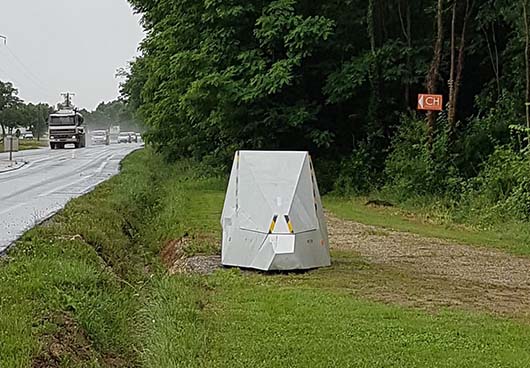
[83,100,141,132]
[124,0,336,160]
[426,0,445,148]
[448,0,474,130]
[25,104,50,140]
[122,0,530,195]
[0,81,22,138]
[523,0,530,134]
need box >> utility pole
[60,92,75,108]
[7,127,13,162]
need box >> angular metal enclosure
[221,151,331,271]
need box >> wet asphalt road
[0,144,142,253]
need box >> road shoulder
[0,160,27,173]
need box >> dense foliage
[123,0,530,222]
[82,100,142,132]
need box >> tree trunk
[492,25,501,98]
[448,1,457,128]
[398,0,413,108]
[482,25,501,99]
[449,0,473,131]
[522,0,530,141]
[452,0,472,127]
[367,0,382,133]
[426,0,445,148]
[523,0,530,102]
[406,0,412,108]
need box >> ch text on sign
[417,94,443,111]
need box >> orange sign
[417,94,443,111]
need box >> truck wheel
[50,143,55,150]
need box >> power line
[4,45,50,93]
[0,34,48,102]
[0,34,52,96]
[0,36,10,80]
[0,50,29,93]
[0,44,53,99]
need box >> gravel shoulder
[327,213,530,319]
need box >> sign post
[8,127,13,162]
[5,127,19,160]
[417,94,444,111]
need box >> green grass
[325,196,530,255]
[3,150,530,367]
[206,274,530,367]
[1,139,48,152]
[19,139,48,151]
[0,149,160,366]
[143,270,530,368]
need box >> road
[0,144,142,253]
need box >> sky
[0,0,145,110]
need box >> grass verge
[0,139,48,152]
[0,149,160,367]
[325,196,530,255]
[2,150,530,367]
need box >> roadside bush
[333,147,379,195]
[313,158,340,194]
[461,147,530,223]
[455,92,520,178]
[383,116,461,202]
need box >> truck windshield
[50,116,75,125]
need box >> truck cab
[48,110,86,149]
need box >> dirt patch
[365,199,394,208]
[161,236,221,275]
[32,314,97,368]
[161,237,189,269]
[327,213,530,319]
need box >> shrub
[455,92,521,178]
[383,115,461,201]
[332,147,379,195]
[461,147,530,223]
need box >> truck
[48,109,86,149]
[108,125,120,144]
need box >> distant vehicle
[23,132,34,140]
[48,109,86,149]
[118,132,137,143]
[109,125,120,144]
[91,130,108,145]
[118,132,130,143]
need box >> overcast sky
[0,0,145,110]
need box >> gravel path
[327,214,530,318]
